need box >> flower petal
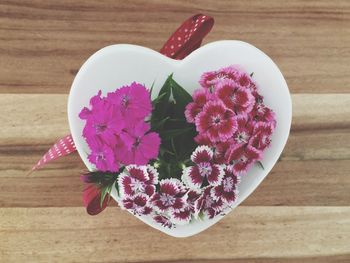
[217,115,237,141]
[118,172,133,196]
[194,134,212,146]
[153,214,174,228]
[146,165,159,185]
[207,164,224,186]
[170,207,192,225]
[121,193,153,216]
[144,185,155,197]
[126,165,149,182]
[191,145,213,163]
[225,143,245,163]
[159,178,184,196]
[182,166,204,189]
[185,102,202,123]
[138,132,161,160]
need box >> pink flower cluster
[185,65,276,175]
[178,66,276,219]
[79,82,161,172]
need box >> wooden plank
[0,0,349,94]
[243,159,350,206]
[0,207,349,262]
[0,94,69,146]
[143,258,350,263]
[0,94,349,207]
[146,258,350,263]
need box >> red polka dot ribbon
[160,14,214,59]
[31,14,214,173]
[29,134,76,173]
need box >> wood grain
[0,207,349,262]
[1,0,350,262]
[0,0,349,94]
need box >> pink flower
[250,95,276,125]
[153,214,174,228]
[195,100,237,142]
[199,71,218,89]
[182,146,224,189]
[216,79,255,115]
[80,91,124,145]
[170,189,200,225]
[223,119,273,175]
[79,90,111,118]
[87,137,119,172]
[118,165,158,197]
[116,122,160,165]
[79,90,104,119]
[233,115,254,144]
[185,89,211,123]
[194,187,225,219]
[194,133,212,146]
[237,72,253,88]
[151,179,186,212]
[170,207,192,225]
[249,122,275,151]
[120,193,153,216]
[213,140,232,164]
[213,114,255,165]
[199,66,240,89]
[211,166,240,205]
[107,82,152,120]
[225,143,262,175]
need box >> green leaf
[151,116,170,130]
[257,161,265,170]
[159,127,194,140]
[152,92,167,105]
[170,77,192,105]
[152,75,173,119]
[149,80,155,98]
[100,185,112,208]
[115,181,120,196]
[198,211,205,221]
[149,74,197,180]
[250,72,254,77]
[171,138,178,158]
[159,146,175,156]
[82,171,120,186]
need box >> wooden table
[1,1,349,262]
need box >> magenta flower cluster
[79,82,161,172]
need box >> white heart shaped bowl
[68,40,292,237]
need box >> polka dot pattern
[31,134,76,172]
[160,14,214,60]
[31,14,214,173]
